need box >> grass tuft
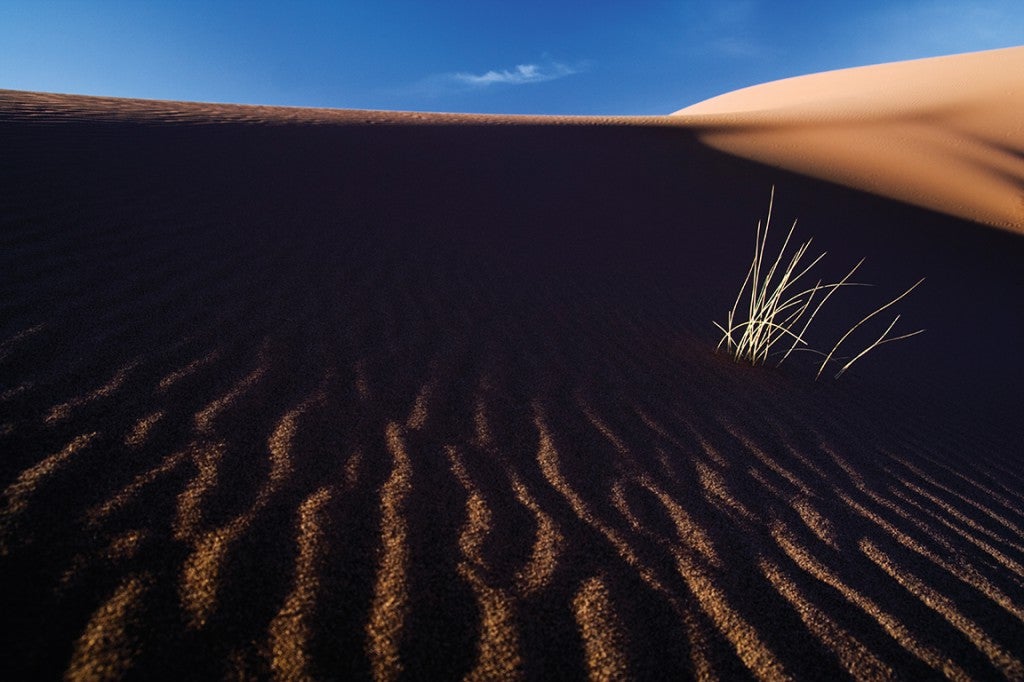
[714,188,924,379]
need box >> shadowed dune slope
[674,46,1024,233]
[2,90,1023,680]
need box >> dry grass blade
[820,279,927,379]
[715,188,924,379]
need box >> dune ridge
[2,62,1024,681]
[672,46,1024,233]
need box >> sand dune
[2,49,1024,680]
[673,46,1024,233]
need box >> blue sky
[1,1,1021,115]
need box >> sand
[673,46,1024,234]
[1,47,1023,680]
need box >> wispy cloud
[450,61,580,87]
[404,59,587,98]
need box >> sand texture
[2,55,1024,682]
[674,46,1024,233]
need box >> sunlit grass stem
[714,188,924,379]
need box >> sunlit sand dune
[2,47,1023,680]
[673,46,1024,233]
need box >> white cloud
[415,58,585,92]
[395,58,589,100]
[449,61,580,87]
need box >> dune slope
[1,89,1023,680]
[674,46,1024,233]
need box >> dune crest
[673,47,1024,232]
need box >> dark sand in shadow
[1,88,1023,680]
